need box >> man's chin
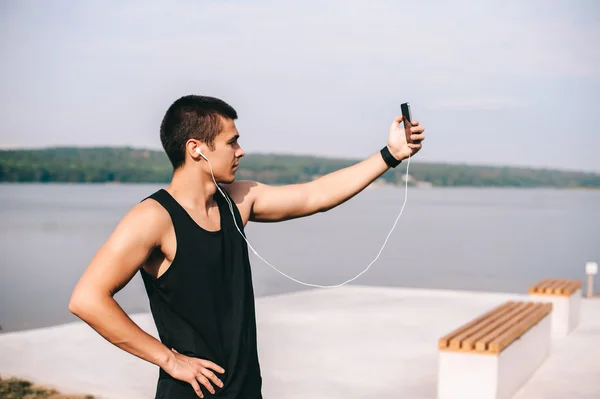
[211,172,236,184]
[222,175,236,184]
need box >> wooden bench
[528,278,582,337]
[437,301,552,399]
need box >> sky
[0,0,599,172]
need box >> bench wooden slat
[448,302,518,350]
[437,302,512,349]
[538,278,556,292]
[474,302,541,352]
[488,303,552,353]
[557,279,578,294]
[529,278,582,296]
[544,279,564,294]
[552,280,573,295]
[560,280,582,295]
[462,302,530,350]
[528,278,551,294]
[438,301,553,355]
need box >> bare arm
[231,116,425,223]
[68,201,225,396]
[68,200,173,368]
[242,151,389,222]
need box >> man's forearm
[69,294,174,370]
[312,150,393,212]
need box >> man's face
[207,117,245,183]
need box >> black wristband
[380,146,402,168]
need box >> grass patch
[0,376,95,399]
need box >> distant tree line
[1,147,599,188]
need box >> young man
[68,95,425,398]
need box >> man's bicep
[249,181,323,223]
[73,201,165,298]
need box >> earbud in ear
[195,148,207,160]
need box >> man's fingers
[410,125,424,134]
[391,115,404,129]
[411,119,419,126]
[408,143,422,150]
[199,359,225,374]
[201,368,224,388]
[410,134,425,142]
[190,379,204,398]
[195,372,216,395]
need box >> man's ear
[186,140,207,160]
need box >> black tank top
[140,188,262,399]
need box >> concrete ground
[1,286,598,399]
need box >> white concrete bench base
[529,289,581,338]
[438,310,551,399]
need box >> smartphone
[401,102,412,124]
[401,102,416,143]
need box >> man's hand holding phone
[387,102,425,161]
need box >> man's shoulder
[221,180,268,224]
[95,192,173,253]
[221,180,262,204]
[122,192,173,231]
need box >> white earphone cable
[203,151,411,289]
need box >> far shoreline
[1,181,599,190]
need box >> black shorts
[155,378,262,399]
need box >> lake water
[1,183,599,333]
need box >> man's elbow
[68,286,102,318]
[68,290,86,317]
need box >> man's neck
[166,167,218,215]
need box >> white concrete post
[585,261,598,298]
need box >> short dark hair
[160,95,238,169]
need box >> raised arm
[232,116,424,223]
